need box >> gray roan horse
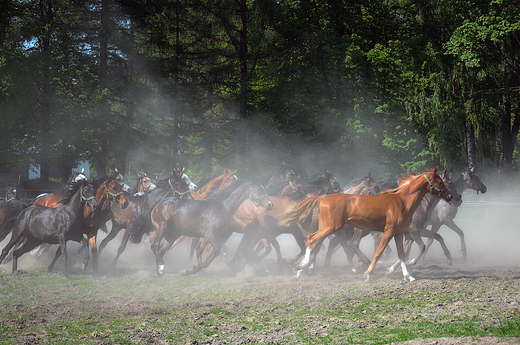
[0,180,98,277]
[129,178,273,276]
[423,166,487,259]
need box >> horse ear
[367,171,372,179]
[433,166,438,174]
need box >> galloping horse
[108,168,131,193]
[424,166,487,259]
[31,176,129,272]
[0,182,27,243]
[130,178,273,276]
[0,179,99,277]
[232,170,341,265]
[97,171,190,268]
[282,167,455,282]
[323,171,381,268]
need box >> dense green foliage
[1,0,519,184]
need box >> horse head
[249,179,273,211]
[324,170,341,194]
[5,181,19,202]
[423,167,458,203]
[361,171,381,195]
[79,180,99,213]
[463,166,487,194]
[102,176,129,208]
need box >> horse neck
[143,183,173,205]
[398,175,434,214]
[221,184,250,215]
[452,173,469,194]
[66,188,85,217]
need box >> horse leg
[393,232,415,282]
[89,235,98,273]
[324,234,342,267]
[364,229,394,282]
[442,219,466,259]
[98,222,122,257]
[48,246,62,273]
[111,229,131,268]
[183,237,223,276]
[404,229,426,266]
[11,240,40,275]
[346,227,372,267]
[419,228,452,266]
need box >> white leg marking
[401,261,415,282]
[158,264,165,275]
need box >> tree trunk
[236,0,248,176]
[466,119,475,168]
[96,0,109,176]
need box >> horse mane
[155,175,173,189]
[205,179,244,200]
[90,175,114,192]
[380,172,421,195]
[342,177,364,192]
[286,174,325,200]
[59,180,88,205]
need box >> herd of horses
[0,164,487,282]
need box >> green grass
[0,268,520,344]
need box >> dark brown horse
[130,178,273,276]
[97,171,190,268]
[0,179,99,277]
[47,176,129,272]
[282,167,456,281]
[0,182,27,243]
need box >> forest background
[1,0,519,188]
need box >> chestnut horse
[323,171,381,268]
[0,180,99,277]
[129,178,273,276]
[231,170,341,265]
[282,167,455,282]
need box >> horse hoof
[294,270,303,280]
[158,264,165,275]
[82,264,87,271]
[408,258,417,266]
[406,275,416,282]
[351,267,357,273]
[446,259,452,266]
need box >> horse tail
[280,195,325,226]
[128,209,153,244]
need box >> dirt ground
[2,245,520,345]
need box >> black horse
[0,179,98,277]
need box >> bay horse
[129,178,273,276]
[232,170,341,265]
[97,171,191,268]
[173,167,198,191]
[424,166,487,259]
[132,172,156,196]
[0,179,98,277]
[282,167,455,282]
[0,182,27,243]
[108,168,131,193]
